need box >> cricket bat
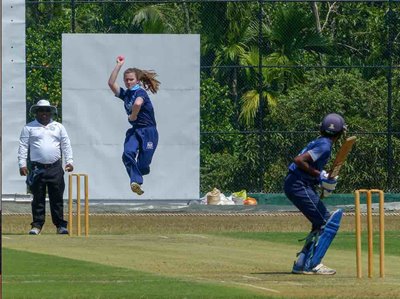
[321,136,356,199]
[328,136,357,178]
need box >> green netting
[2,193,400,216]
[252,193,400,206]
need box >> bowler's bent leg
[122,128,143,185]
[136,127,158,176]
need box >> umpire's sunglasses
[37,108,52,113]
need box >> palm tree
[131,2,194,34]
[265,6,332,67]
[239,5,333,126]
[211,3,259,100]
[239,47,278,126]
[132,5,173,33]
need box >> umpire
[18,99,74,235]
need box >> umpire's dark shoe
[29,227,41,235]
[57,226,69,235]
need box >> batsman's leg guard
[304,209,343,271]
[292,231,319,273]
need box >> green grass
[3,216,400,298]
[3,248,268,299]
[215,231,400,256]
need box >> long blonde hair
[124,68,160,94]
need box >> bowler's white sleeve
[60,124,73,165]
[18,126,29,168]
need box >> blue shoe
[57,226,69,235]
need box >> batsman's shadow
[251,272,293,275]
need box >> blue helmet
[320,113,347,136]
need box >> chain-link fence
[26,0,400,194]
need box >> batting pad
[305,208,343,270]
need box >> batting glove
[319,170,338,191]
[322,188,334,198]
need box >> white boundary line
[232,282,280,294]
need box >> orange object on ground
[244,197,257,205]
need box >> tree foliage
[26,4,70,121]
[25,1,400,193]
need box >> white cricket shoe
[303,264,336,275]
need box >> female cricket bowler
[284,113,347,275]
[108,56,160,195]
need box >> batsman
[284,113,347,275]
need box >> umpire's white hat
[30,99,58,114]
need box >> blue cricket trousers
[284,172,330,230]
[122,126,158,185]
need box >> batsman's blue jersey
[288,137,333,185]
[118,85,157,128]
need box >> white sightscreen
[2,0,26,195]
[62,34,200,200]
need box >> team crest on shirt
[49,125,56,131]
[146,142,154,150]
